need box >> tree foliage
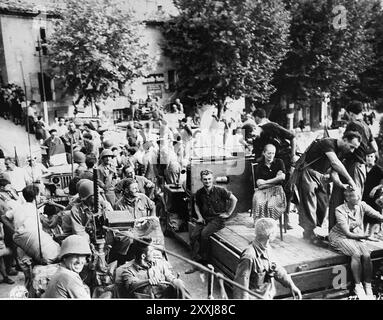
[48,0,152,106]
[273,0,379,105]
[162,0,291,113]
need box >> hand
[348,180,357,191]
[291,155,299,166]
[290,284,302,300]
[196,217,205,225]
[369,185,382,198]
[218,212,230,219]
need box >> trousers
[298,168,329,235]
[190,217,225,261]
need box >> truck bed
[209,212,383,298]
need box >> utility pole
[36,36,49,124]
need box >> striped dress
[329,202,383,256]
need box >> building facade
[0,0,179,124]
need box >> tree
[162,0,291,117]
[272,0,379,107]
[345,7,383,106]
[48,0,152,111]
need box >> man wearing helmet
[70,179,112,241]
[43,235,92,299]
[97,149,119,207]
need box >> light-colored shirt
[6,202,41,233]
[114,193,155,219]
[6,167,26,192]
[331,201,383,236]
[233,240,292,300]
[43,266,91,299]
[23,163,49,184]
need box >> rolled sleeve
[362,202,383,221]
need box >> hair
[22,184,40,203]
[68,176,82,195]
[37,116,42,120]
[346,101,363,115]
[44,204,57,217]
[263,144,276,152]
[133,237,153,261]
[83,132,92,140]
[254,218,277,241]
[200,169,213,179]
[342,131,361,142]
[253,108,266,119]
[122,164,134,175]
[344,187,361,201]
[49,128,57,134]
[122,177,137,190]
[85,154,97,169]
[58,117,65,121]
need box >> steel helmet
[100,149,114,159]
[77,179,94,201]
[60,235,91,259]
[73,151,86,163]
[102,139,114,149]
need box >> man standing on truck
[296,131,360,244]
[186,169,238,274]
[233,218,302,299]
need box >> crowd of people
[0,97,382,300]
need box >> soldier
[96,149,118,207]
[233,218,301,299]
[43,235,92,299]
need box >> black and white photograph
[0,0,383,306]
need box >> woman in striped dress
[329,188,383,299]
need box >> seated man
[114,178,155,218]
[251,144,287,222]
[115,164,155,200]
[2,185,61,292]
[43,235,92,299]
[233,218,302,300]
[187,169,237,274]
[121,237,190,299]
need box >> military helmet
[60,235,91,259]
[99,149,114,159]
[73,151,86,163]
[77,179,94,200]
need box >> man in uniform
[233,218,302,299]
[115,164,155,200]
[97,149,118,207]
[121,238,190,299]
[186,169,237,274]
